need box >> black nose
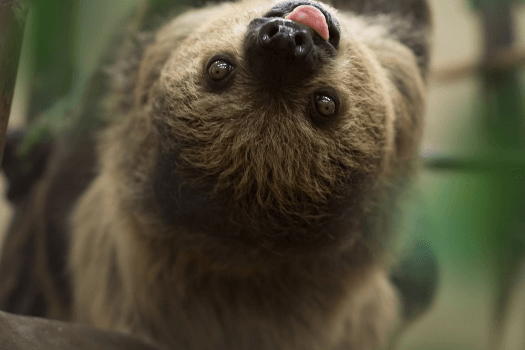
[245,2,339,88]
[245,18,321,87]
[258,18,314,60]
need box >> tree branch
[431,46,525,84]
[0,310,163,350]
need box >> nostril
[294,34,304,47]
[268,26,279,38]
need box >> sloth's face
[149,0,397,254]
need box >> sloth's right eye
[208,60,234,81]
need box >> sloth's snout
[257,19,314,61]
[245,1,339,88]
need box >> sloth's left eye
[309,90,339,127]
[315,95,336,117]
[208,60,234,81]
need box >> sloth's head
[108,0,429,257]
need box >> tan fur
[69,1,429,349]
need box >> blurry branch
[0,310,163,350]
[423,150,525,172]
[0,0,31,169]
[430,46,525,84]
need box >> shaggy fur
[68,0,431,349]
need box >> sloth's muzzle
[244,0,339,87]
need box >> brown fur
[68,1,431,349]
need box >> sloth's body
[38,0,430,349]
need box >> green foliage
[27,0,77,118]
[18,0,196,156]
[470,0,525,8]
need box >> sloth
[0,0,432,349]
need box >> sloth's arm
[0,131,98,319]
[0,0,204,319]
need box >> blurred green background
[1,0,525,349]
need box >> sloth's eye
[208,60,234,81]
[310,90,339,127]
[314,94,337,117]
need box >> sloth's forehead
[232,21,249,36]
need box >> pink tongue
[285,5,329,41]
